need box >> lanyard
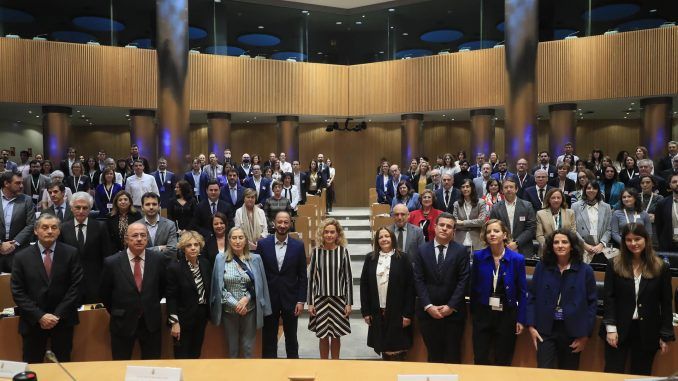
[623,209,639,224]
[73,176,81,190]
[31,176,40,193]
[626,170,636,179]
[553,210,562,229]
[104,184,114,202]
[463,201,472,218]
[673,201,678,222]
[517,174,527,189]
[492,250,505,293]
[641,193,653,213]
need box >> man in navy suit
[386,164,410,205]
[522,169,553,212]
[490,160,515,182]
[151,157,176,209]
[256,211,307,358]
[184,158,209,202]
[469,153,486,179]
[220,169,245,212]
[515,158,536,199]
[292,161,309,205]
[412,212,469,363]
[532,151,557,180]
[434,174,460,213]
[193,180,234,237]
[243,165,271,207]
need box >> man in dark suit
[59,147,78,177]
[515,158,536,199]
[23,160,50,205]
[468,153,486,179]
[0,171,36,272]
[628,159,668,196]
[434,174,461,214]
[654,173,678,252]
[220,169,245,212]
[59,192,112,304]
[1,149,18,172]
[126,144,151,174]
[656,141,678,174]
[193,180,234,237]
[490,160,515,182]
[531,151,557,180]
[386,164,410,204]
[42,182,74,222]
[184,158,210,202]
[236,153,253,181]
[660,155,678,183]
[490,177,537,257]
[10,213,83,363]
[291,161,309,205]
[453,160,473,189]
[100,222,166,360]
[391,204,425,262]
[412,212,469,363]
[140,192,177,260]
[425,169,442,192]
[243,165,271,207]
[256,211,307,358]
[151,157,176,209]
[522,169,552,212]
[262,152,277,171]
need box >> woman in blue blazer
[210,226,272,358]
[601,165,625,210]
[94,168,123,218]
[526,229,598,370]
[470,219,527,365]
[390,180,420,212]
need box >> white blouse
[376,250,394,308]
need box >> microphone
[45,350,77,381]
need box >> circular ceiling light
[583,4,640,22]
[420,29,463,43]
[615,18,666,31]
[395,49,432,59]
[0,7,34,23]
[73,16,125,32]
[52,31,96,43]
[271,51,307,61]
[237,33,280,46]
[189,27,208,40]
[205,45,246,56]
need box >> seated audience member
[184,158,210,202]
[167,179,197,235]
[40,171,72,209]
[489,177,536,257]
[167,230,212,359]
[392,180,420,212]
[523,169,553,212]
[360,227,414,361]
[125,160,159,208]
[470,219,527,365]
[474,163,493,197]
[151,157,176,209]
[536,188,576,257]
[434,174,460,214]
[412,161,432,195]
[408,189,442,242]
[192,180,233,239]
[65,161,91,194]
[548,163,576,204]
[515,158,535,199]
[532,151,557,179]
[453,160,473,188]
[654,173,678,252]
[59,191,112,304]
[600,165,624,209]
[10,213,83,363]
[42,182,73,222]
[571,168,596,205]
[610,188,652,247]
[262,181,292,232]
[452,179,487,253]
[601,223,674,375]
[281,172,300,212]
[618,155,639,186]
[106,190,143,253]
[628,159,667,196]
[526,229,597,370]
[140,192,177,259]
[375,160,391,204]
[390,204,425,261]
[571,181,613,263]
[94,168,123,218]
[0,171,36,272]
[234,188,268,251]
[481,178,503,214]
[490,160,514,182]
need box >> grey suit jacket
[571,200,612,247]
[0,193,36,247]
[489,198,536,256]
[390,223,424,262]
[23,174,50,199]
[145,217,178,259]
[42,203,74,222]
[453,200,487,251]
[473,177,490,197]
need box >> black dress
[167,197,197,231]
[359,251,415,353]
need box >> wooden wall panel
[189,124,208,159]
[69,125,130,161]
[422,121,472,162]
[230,124,278,162]
[574,119,641,161]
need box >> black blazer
[629,175,668,197]
[653,196,677,252]
[201,235,220,267]
[191,199,234,238]
[516,173,536,199]
[434,187,460,213]
[412,240,470,320]
[293,172,309,204]
[601,261,675,349]
[165,255,212,327]
[548,177,576,193]
[522,185,553,212]
[65,175,91,193]
[10,242,83,335]
[106,211,143,253]
[100,249,167,335]
[255,235,308,311]
[59,218,112,304]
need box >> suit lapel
[34,245,50,284]
[119,252,138,291]
[596,206,606,239]
[181,259,198,293]
[579,204,591,232]
[141,253,155,292]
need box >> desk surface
[26,359,651,381]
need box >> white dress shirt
[376,250,394,308]
[275,235,289,271]
[587,203,599,238]
[125,173,160,206]
[505,198,517,233]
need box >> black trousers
[111,315,161,360]
[419,316,465,363]
[262,306,299,358]
[604,321,657,375]
[472,305,517,365]
[22,324,74,363]
[173,305,209,359]
[536,320,581,370]
[0,252,14,273]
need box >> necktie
[445,190,450,206]
[539,188,545,206]
[397,227,404,250]
[437,245,445,268]
[211,202,217,215]
[43,248,52,278]
[57,206,64,221]
[160,172,165,184]
[231,188,237,203]
[77,224,85,249]
[284,188,290,200]
[133,256,142,291]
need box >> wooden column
[548,103,577,158]
[207,112,232,155]
[129,109,157,169]
[277,116,300,162]
[42,106,72,162]
[470,109,495,158]
[401,114,423,167]
[641,97,673,161]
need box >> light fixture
[336,21,342,25]
[356,21,362,25]
[402,32,408,36]
[388,8,395,12]
[258,25,264,29]
[301,10,309,14]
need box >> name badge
[125,366,182,381]
[107,203,113,210]
[194,187,198,193]
[32,194,39,200]
[519,216,526,221]
[549,173,554,177]
[554,306,564,320]
[166,181,172,184]
[489,296,503,311]
[79,181,84,185]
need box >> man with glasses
[425,169,442,192]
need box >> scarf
[241,205,264,243]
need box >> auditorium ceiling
[0,0,675,64]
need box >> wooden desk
[26,359,649,381]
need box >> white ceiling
[278,0,396,9]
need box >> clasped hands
[39,313,60,330]
[426,305,454,319]
[234,296,250,316]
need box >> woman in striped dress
[308,218,353,359]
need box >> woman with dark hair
[470,219,527,365]
[635,146,649,162]
[66,161,91,193]
[359,227,414,360]
[568,159,588,182]
[571,168,596,204]
[263,180,292,232]
[601,223,674,375]
[107,190,142,252]
[325,158,336,213]
[440,153,458,178]
[306,159,325,196]
[611,188,652,247]
[281,172,300,212]
[536,188,576,257]
[638,175,663,248]
[619,156,639,186]
[167,179,197,235]
[41,159,54,175]
[526,229,597,369]
[613,150,629,173]
[548,163,576,203]
[251,154,261,166]
[600,165,625,209]
[94,168,123,218]
[588,149,604,176]
[453,178,487,252]
[481,178,503,213]
[84,156,101,189]
[407,189,441,242]
[572,180,613,263]
[202,212,229,265]
[116,158,130,185]
[391,180,420,212]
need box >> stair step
[345,230,372,239]
[347,244,373,256]
[340,220,371,227]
